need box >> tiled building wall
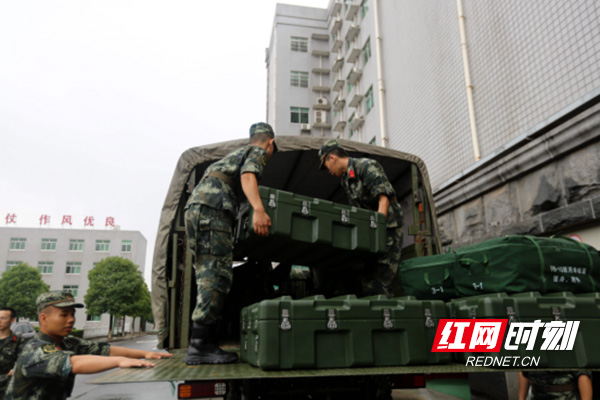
[381,0,600,190]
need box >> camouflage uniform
[4,332,110,400]
[0,331,27,398]
[185,144,268,324]
[522,371,592,400]
[341,157,403,297]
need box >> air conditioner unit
[301,124,311,131]
[317,97,328,105]
[314,111,326,124]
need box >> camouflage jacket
[341,158,402,228]
[185,145,268,214]
[5,332,110,400]
[0,332,27,397]
[523,371,592,400]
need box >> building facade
[266,0,600,249]
[0,227,146,337]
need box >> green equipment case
[398,252,458,300]
[447,291,600,368]
[234,186,387,267]
[240,294,450,370]
[452,235,600,296]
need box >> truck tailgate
[91,349,498,384]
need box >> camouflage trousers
[362,226,403,297]
[185,204,235,325]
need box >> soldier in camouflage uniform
[184,122,277,365]
[519,371,593,400]
[0,307,27,398]
[318,139,403,297]
[5,291,170,400]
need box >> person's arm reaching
[70,355,154,374]
[109,346,172,360]
[241,172,271,236]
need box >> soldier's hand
[118,357,155,368]
[7,369,13,376]
[143,351,173,360]
[253,209,271,237]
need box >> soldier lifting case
[398,252,458,301]
[447,291,600,367]
[234,186,386,267]
[240,295,450,370]
[452,235,600,296]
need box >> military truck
[93,137,511,399]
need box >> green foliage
[70,328,84,338]
[0,263,50,320]
[84,256,151,321]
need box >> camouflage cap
[37,291,84,312]
[318,139,343,170]
[250,122,278,152]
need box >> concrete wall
[436,102,600,249]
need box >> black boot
[184,323,239,365]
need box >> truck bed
[92,349,526,384]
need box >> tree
[84,256,150,339]
[0,263,50,320]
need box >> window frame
[290,36,308,52]
[41,238,57,251]
[95,240,110,252]
[290,71,309,88]
[9,238,26,251]
[38,261,54,274]
[69,239,84,252]
[66,262,82,275]
[63,285,79,297]
[290,107,310,124]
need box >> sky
[0,0,328,285]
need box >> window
[6,261,21,271]
[121,240,132,252]
[66,262,82,274]
[41,238,57,251]
[363,38,371,65]
[290,107,309,124]
[365,86,374,114]
[291,36,308,52]
[347,71,353,94]
[290,71,309,88]
[87,314,102,321]
[69,239,84,252]
[38,262,54,274]
[63,285,78,297]
[349,113,357,138]
[369,137,377,145]
[95,240,110,252]
[361,0,369,19]
[9,238,26,250]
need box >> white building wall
[268,0,600,191]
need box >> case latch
[268,194,277,209]
[370,215,377,229]
[383,309,394,330]
[506,306,516,323]
[280,309,291,331]
[424,308,434,328]
[552,307,562,321]
[341,209,349,224]
[301,201,310,216]
[327,309,338,330]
